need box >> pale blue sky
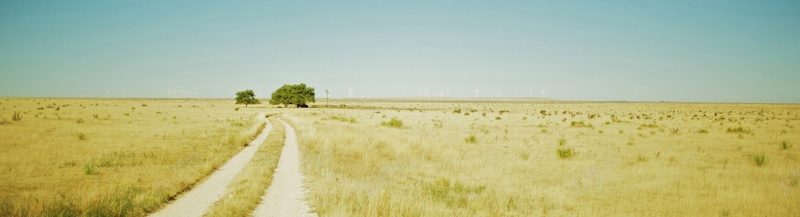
[1,1,798,103]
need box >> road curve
[252,119,317,217]
[149,118,273,217]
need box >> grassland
[0,98,276,216]
[286,99,800,216]
[2,97,798,216]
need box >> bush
[753,154,766,167]
[453,108,461,114]
[557,148,575,159]
[726,127,750,134]
[381,118,403,128]
[570,121,591,128]
[465,135,477,144]
[12,111,22,121]
[558,137,566,146]
[84,163,95,175]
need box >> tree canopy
[270,83,315,107]
[235,90,260,107]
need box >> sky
[1,1,799,103]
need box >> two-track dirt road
[149,117,316,217]
[252,119,317,217]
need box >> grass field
[0,98,274,216]
[2,98,798,216]
[286,99,800,216]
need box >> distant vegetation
[235,90,261,107]
[269,83,315,108]
[380,117,403,128]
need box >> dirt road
[149,118,272,217]
[252,119,317,217]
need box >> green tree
[270,83,315,107]
[235,90,261,107]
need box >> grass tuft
[465,135,477,144]
[781,141,791,150]
[557,148,575,159]
[83,163,95,175]
[380,118,403,128]
[570,121,592,128]
[76,133,86,141]
[12,111,22,121]
[752,154,766,167]
[726,127,750,134]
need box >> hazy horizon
[2,1,799,103]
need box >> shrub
[698,129,708,134]
[558,137,566,146]
[84,163,95,175]
[12,111,22,121]
[381,118,403,128]
[465,135,477,144]
[77,133,86,141]
[453,108,461,114]
[570,121,591,128]
[235,107,240,111]
[75,118,84,124]
[557,148,575,159]
[753,154,766,167]
[498,110,509,115]
[432,119,443,128]
[781,141,791,150]
[726,127,750,134]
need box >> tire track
[149,118,272,217]
[252,119,317,217]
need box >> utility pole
[324,89,330,108]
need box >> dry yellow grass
[0,98,272,216]
[285,100,800,216]
[204,116,286,217]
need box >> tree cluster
[270,83,315,107]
